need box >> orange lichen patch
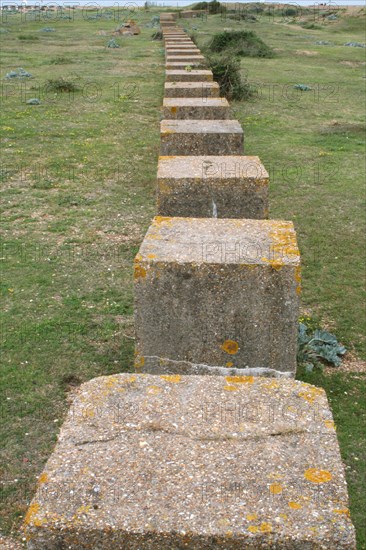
[248,525,259,533]
[226,361,234,368]
[220,340,239,355]
[159,156,177,160]
[260,522,272,533]
[298,384,324,403]
[246,513,258,521]
[135,355,145,370]
[134,263,147,280]
[121,375,137,384]
[225,376,254,384]
[223,385,239,392]
[147,385,162,395]
[288,501,302,510]
[161,129,176,135]
[269,483,283,495]
[304,468,332,483]
[170,106,177,114]
[324,420,335,430]
[147,253,156,259]
[154,216,173,225]
[38,473,48,485]
[262,380,280,390]
[160,374,182,383]
[333,509,350,516]
[24,503,41,527]
[261,257,284,271]
[295,265,302,295]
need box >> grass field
[0,4,365,547]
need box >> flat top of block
[165,81,219,89]
[161,119,242,134]
[165,70,212,75]
[25,373,355,548]
[158,155,268,180]
[163,98,229,108]
[137,217,300,267]
[166,55,205,60]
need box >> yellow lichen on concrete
[38,473,49,485]
[220,340,239,355]
[288,501,302,510]
[324,420,335,430]
[269,483,283,495]
[134,355,145,370]
[298,385,324,404]
[248,525,259,533]
[160,374,182,383]
[304,468,332,483]
[223,385,239,391]
[295,265,302,295]
[260,522,272,533]
[225,376,254,384]
[333,509,350,516]
[246,513,258,521]
[24,502,41,527]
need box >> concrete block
[24,373,356,549]
[157,155,268,219]
[162,98,230,120]
[166,51,201,58]
[166,45,200,49]
[164,81,220,98]
[165,70,213,83]
[134,217,301,376]
[160,119,243,155]
[166,62,205,71]
[166,55,205,63]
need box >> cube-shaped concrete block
[166,48,201,54]
[166,62,205,71]
[160,120,243,155]
[166,55,206,63]
[157,155,268,218]
[24,374,356,549]
[163,98,230,120]
[166,70,213,82]
[164,81,220,98]
[165,44,194,49]
[134,217,301,377]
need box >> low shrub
[209,30,274,58]
[206,54,253,100]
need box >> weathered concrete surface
[164,81,220,98]
[166,70,213,83]
[160,120,243,155]
[134,217,300,375]
[157,155,268,218]
[166,62,206,71]
[166,55,206,64]
[165,40,194,44]
[165,55,207,65]
[24,373,356,549]
[166,45,200,50]
[166,47,201,53]
[163,98,230,120]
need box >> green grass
[1,5,365,548]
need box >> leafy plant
[206,54,253,100]
[45,77,79,93]
[297,322,346,371]
[151,30,162,40]
[209,30,274,58]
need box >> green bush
[45,77,79,93]
[192,1,226,14]
[206,54,253,101]
[151,30,162,40]
[209,30,274,58]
